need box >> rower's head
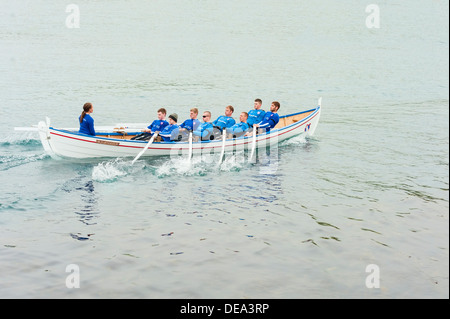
[168,113,178,125]
[225,105,234,117]
[254,99,262,110]
[270,101,280,113]
[157,108,167,120]
[202,111,211,122]
[190,108,198,120]
[240,112,248,123]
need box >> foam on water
[0,133,50,171]
[91,158,131,182]
[0,153,49,171]
[0,133,41,147]
[91,152,250,182]
[280,134,308,146]
[155,152,247,177]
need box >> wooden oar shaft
[217,128,227,167]
[131,132,158,164]
[14,125,145,133]
[188,131,193,160]
[249,126,257,163]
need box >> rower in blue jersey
[193,111,214,141]
[228,112,250,138]
[254,101,280,133]
[247,98,266,127]
[78,102,96,136]
[159,113,180,142]
[178,108,201,140]
[145,108,169,133]
[179,108,201,132]
[132,108,169,140]
[212,105,236,130]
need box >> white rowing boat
[18,98,322,159]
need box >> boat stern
[38,117,58,158]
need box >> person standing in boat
[193,111,214,141]
[78,102,96,136]
[228,112,250,138]
[159,113,180,142]
[132,108,169,140]
[178,108,201,140]
[250,101,280,134]
[247,98,266,127]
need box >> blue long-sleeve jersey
[193,122,213,139]
[147,120,169,132]
[212,116,236,129]
[179,118,201,132]
[79,114,96,136]
[228,122,250,136]
[247,109,266,127]
[257,112,279,132]
[159,124,180,141]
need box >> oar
[217,128,226,168]
[248,125,257,163]
[14,125,144,133]
[131,132,158,165]
[188,131,193,162]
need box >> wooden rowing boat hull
[38,102,321,159]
